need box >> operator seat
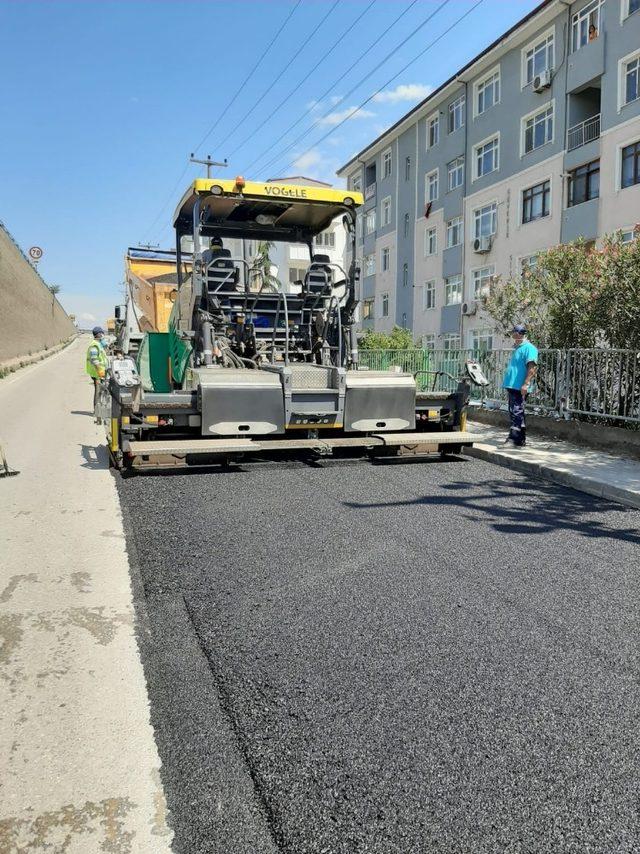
[304,253,333,295]
[204,248,240,292]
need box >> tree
[358,325,416,350]
[48,284,61,296]
[250,241,280,292]
[482,233,640,349]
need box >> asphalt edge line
[466,445,640,511]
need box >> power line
[273,0,486,178]
[143,160,192,244]
[192,0,302,155]
[214,0,341,153]
[226,0,377,162]
[242,0,423,176]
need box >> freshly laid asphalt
[118,456,640,854]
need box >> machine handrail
[270,288,290,366]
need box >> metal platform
[126,431,478,458]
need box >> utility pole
[189,154,228,178]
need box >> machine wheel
[439,444,462,458]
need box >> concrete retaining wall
[0,221,76,363]
[470,406,640,461]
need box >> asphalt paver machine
[99,177,478,469]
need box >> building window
[381,196,392,227]
[620,227,638,243]
[568,159,600,206]
[470,328,494,353]
[623,55,640,106]
[289,267,306,283]
[363,298,374,319]
[476,69,500,115]
[381,247,390,272]
[425,226,437,256]
[472,266,494,298]
[381,293,389,317]
[523,104,554,154]
[473,203,498,239]
[622,141,640,188]
[571,0,602,52]
[315,231,336,247]
[426,169,439,202]
[520,254,539,275]
[423,280,436,310]
[627,0,640,16]
[382,149,392,179]
[350,174,362,192]
[443,334,461,351]
[404,212,410,239]
[447,157,464,192]
[427,113,440,148]
[422,334,436,349]
[444,275,463,306]
[446,216,463,248]
[365,208,376,234]
[523,31,554,86]
[357,214,363,243]
[522,180,551,223]
[474,136,499,179]
[448,95,465,133]
[402,263,409,287]
[365,253,376,276]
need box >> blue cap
[92,326,105,336]
[513,323,527,334]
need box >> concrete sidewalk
[0,338,173,852]
[467,420,640,510]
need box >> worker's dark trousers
[92,378,99,412]
[507,389,526,446]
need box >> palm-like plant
[250,241,280,292]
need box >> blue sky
[1,0,540,325]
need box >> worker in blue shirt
[502,323,538,447]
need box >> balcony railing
[567,113,600,151]
[364,182,376,200]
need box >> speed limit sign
[29,246,43,261]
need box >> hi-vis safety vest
[86,340,108,379]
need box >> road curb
[466,444,640,511]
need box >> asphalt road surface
[118,455,640,854]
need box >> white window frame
[426,112,440,149]
[422,333,436,350]
[380,292,389,318]
[362,298,374,320]
[381,196,392,227]
[620,226,638,243]
[381,246,390,272]
[471,265,495,299]
[473,133,500,181]
[519,253,539,276]
[444,275,463,306]
[448,94,465,134]
[615,132,640,187]
[571,0,603,52]
[521,27,555,88]
[443,333,461,351]
[447,157,465,192]
[472,201,498,240]
[469,328,494,353]
[424,226,438,257]
[425,168,439,203]
[618,49,640,111]
[364,253,376,277]
[446,216,463,248]
[474,66,501,118]
[382,148,392,180]
[365,208,376,235]
[520,101,555,156]
[623,0,640,20]
[423,279,436,311]
[520,176,553,224]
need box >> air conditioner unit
[473,236,492,253]
[462,300,478,316]
[533,69,552,93]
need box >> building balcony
[567,114,600,152]
[365,182,376,200]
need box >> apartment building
[338,0,640,350]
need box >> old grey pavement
[0,337,173,852]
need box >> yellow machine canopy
[173,178,363,243]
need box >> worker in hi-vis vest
[86,326,108,418]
